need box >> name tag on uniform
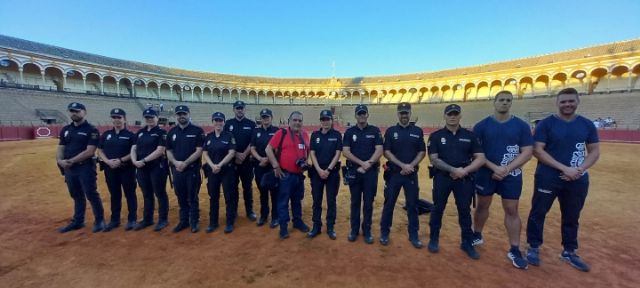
[243,127,252,130]
[365,135,375,139]
[268,133,275,136]
[328,138,337,141]
[77,132,87,136]
[151,134,159,137]
[298,144,305,149]
[459,138,471,142]
[409,134,420,138]
[222,141,229,144]
[186,135,196,138]
[119,136,130,140]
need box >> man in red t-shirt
[266,111,310,239]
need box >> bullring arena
[1,35,639,287]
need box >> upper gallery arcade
[1,34,639,105]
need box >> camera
[296,158,309,171]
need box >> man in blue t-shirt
[472,91,533,269]
[525,88,600,272]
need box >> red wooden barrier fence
[2,125,640,143]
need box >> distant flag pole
[331,60,336,78]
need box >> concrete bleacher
[1,87,638,130]
[333,91,640,129]
[0,87,146,125]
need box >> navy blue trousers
[207,167,237,226]
[172,167,201,225]
[348,167,379,236]
[136,162,169,223]
[380,172,419,239]
[310,169,340,228]
[235,159,254,215]
[103,166,137,223]
[65,162,104,224]
[527,173,589,251]
[277,173,305,227]
[254,165,278,222]
[429,173,474,243]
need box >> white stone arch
[42,64,65,74]
[0,55,23,67]
[64,68,85,78]
[21,60,44,72]
[518,76,535,98]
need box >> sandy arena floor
[0,139,638,287]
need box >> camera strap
[275,128,287,161]
[287,127,307,158]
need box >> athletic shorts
[474,169,523,200]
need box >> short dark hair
[557,88,579,98]
[494,90,513,102]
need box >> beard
[70,114,83,123]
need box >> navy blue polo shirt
[310,128,343,169]
[98,128,136,159]
[343,124,383,167]
[166,123,205,168]
[533,115,599,177]
[427,126,483,168]
[224,117,256,152]
[134,125,167,160]
[204,131,236,164]
[473,116,533,178]
[383,123,426,171]
[251,125,279,158]
[59,121,100,160]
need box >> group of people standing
[56,87,599,272]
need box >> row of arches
[1,56,639,104]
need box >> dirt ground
[0,139,638,288]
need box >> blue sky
[1,0,638,78]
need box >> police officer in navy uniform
[224,100,257,221]
[57,102,105,233]
[250,108,280,227]
[97,108,137,232]
[308,110,343,240]
[166,105,205,233]
[203,112,238,233]
[131,108,170,232]
[379,103,426,248]
[427,104,486,259]
[342,104,384,244]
